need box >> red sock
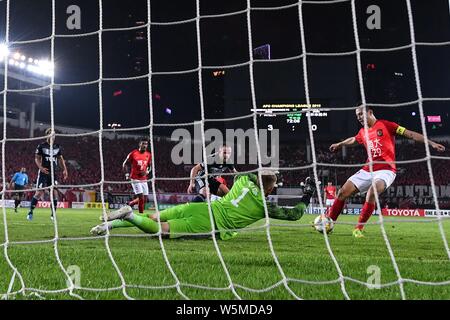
[327,198,345,221]
[138,196,145,213]
[129,198,139,206]
[356,202,376,230]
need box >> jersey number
[231,188,249,207]
[371,148,382,158]
[137,160,147,171]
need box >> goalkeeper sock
[14,199,20,209]
[110,213,147,229]
[127,213,160,234]
[327,198,345,221]
[356,202,375,230]
[29,197,38,213]
[192,194,205,202]
[111,219,134,229]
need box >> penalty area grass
[0,208,449,300]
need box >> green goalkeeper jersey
[211,173,307,240]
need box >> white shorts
[325,199,335,207]
[131,180,149,196]
[348,169,396,194]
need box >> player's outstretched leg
[106,205,162,234]
[353,179,386,238]
[91,213,149,235]
[105,205,133,221]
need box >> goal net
[0,0,449,300]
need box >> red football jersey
[126,150,152,180]
[355,120,399,173]
[324,186,336,200]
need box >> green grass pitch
[0,208,449,300]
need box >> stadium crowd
[1,125,449,208]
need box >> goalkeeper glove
[125,173,130,180]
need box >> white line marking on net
[47,0,84,301]
[1,0,448,299]
[1,0,27,300]
[247,0,303,300]
[146,0,189,300]
[405,0,450,260]
[96,0,134,300]
[298,0,350,300]
[195,0,242,300]
[350,0,406,299]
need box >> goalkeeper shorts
[162,203,215,239]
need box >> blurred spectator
[1,125,448,208]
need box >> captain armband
[396,126,406,136]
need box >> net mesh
[0,0,449,300]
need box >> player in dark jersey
[187,145,237,202]
[27,128,68,221]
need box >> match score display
[252,103,328,132]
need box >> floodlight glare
[0,43,8,60]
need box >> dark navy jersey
[35,142,62,173]
[198,155,235,178]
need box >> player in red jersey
[323,181,337,209]
[122,139,152,213]
[327,106,445,238]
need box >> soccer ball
[313,214,334,234]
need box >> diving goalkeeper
[90,171,316,240]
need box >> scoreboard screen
[251,103,328,133]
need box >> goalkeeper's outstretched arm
[267,202,308,221]
[265,175,315,221]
